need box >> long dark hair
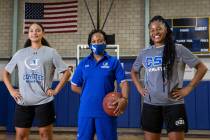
[88,29,107,45]
[149,15,176,86]
[24,23,50,48]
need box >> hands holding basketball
[113,96,128,116]
[103,92,128,117]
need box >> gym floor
[0,128,209,140]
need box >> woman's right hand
[10,89,22,102]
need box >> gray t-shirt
[132,44,200,105]
[5,46,68,106]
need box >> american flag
[24,1,78,34]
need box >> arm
[111,59,130,116]
[120,80,129,99]
[70,62,83,94]
[48,49,73,96]
[130,67,148,96]
[46,69,71,96]
[3,69,21,101]
[187,62,208,89]
[71,84,82,94]
[114,80,129,116]
[172,62,208,100]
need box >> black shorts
[141,103,188,133]
[14,101,55,128]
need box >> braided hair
[149,15,176,86]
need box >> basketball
[103,92,122,116]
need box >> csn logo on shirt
[145,56,163,72]
[101,62,110,69]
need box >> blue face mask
[89,43,106,55]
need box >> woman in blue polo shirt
[71,29,129,140]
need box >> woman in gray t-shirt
[3,23,71,140]
[131,15,208,140]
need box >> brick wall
[0,0,13,58]
[1,0,210,58]
[15,0,144,58]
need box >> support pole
[97,0,100,29]
[11,0,19,86]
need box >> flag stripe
[44,3,77,8]
[25,25,77,29]
[45,5,77,10]
[45,7,77,12]
[44,13,76,18]
[25,20,77,24]
[25,23,77,28]
[25,17,77,22]
[24,27,77,33]
[44,30,77,33]
[44,10,77,15]
[47,30,77,33]
[24,30,77,34]
[24,28,77,32]
[44,1,78,5]
[43,15,77,19]
[24,1,78,34]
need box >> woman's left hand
[46,88,58,96]
[171,86,193,100]
[113,97,128,116]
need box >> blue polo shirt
[71,53,126,117]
